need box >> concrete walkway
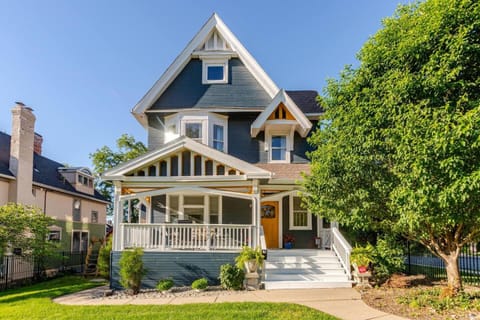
[54,286,409,320]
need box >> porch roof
[102,136,272,181]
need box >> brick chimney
[8,102,36,204]
[34,133,43,155]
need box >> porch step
[264,249,352,290]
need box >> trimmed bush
[156,278,174,292]
[191,278,208,290]
[119,248,146,295]
[219,264,244,290]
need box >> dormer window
[271,136,287,161]
[202,60,228,84]
[185,122,203,143]
[212,124,224,151]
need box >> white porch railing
[331,227,352,278]
[121,223,253,251]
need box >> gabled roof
[286,90,323,114]
[132,13,279,127]
[102,136,272,180]
[0,132,107,202]
[250,89,312,138]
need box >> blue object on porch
[284,242,293,249]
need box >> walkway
[54,286,409,320]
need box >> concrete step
[263,249,352,289]
[266,268,347,275]
[264,280,353,290]
[265,261,343,269]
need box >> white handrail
[259,225,267,252]
[331,227,352,278]
[122,223,253,251]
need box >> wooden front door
[261,201,279,248]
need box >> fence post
[80,251,84,274]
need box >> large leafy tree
[90,134,147,217]
[0,203,56,258]
[304,0,480,293]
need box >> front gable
[132,13,279,127]
[102,136,271,181]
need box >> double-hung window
[290,196,312,230]
[213,124,224,151]
[185,122,203,143]
[271,136,287,161]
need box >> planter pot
[245,260,259,273]
[358,265,368,273]
[284,242,293,249]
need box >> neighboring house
[104,14,351,289]
[0,103,108,252]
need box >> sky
[0,0,411,169]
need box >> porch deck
[121,223,254,251]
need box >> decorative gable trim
[102,136,271,180]
[132,13,279,127]
[251,89,312,138]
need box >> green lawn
[0,277,338,320]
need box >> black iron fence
[0,251,96,291]
[405,242,480,286]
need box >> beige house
[0,103,108,252]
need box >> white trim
[251,89,312,138]
[145,107,265,113]
[132,13,279,127]
[102,136,271,179]
[202,59,228,84]
[289,195,312,230]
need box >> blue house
[104,14,352,289]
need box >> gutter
[0,173,15,180]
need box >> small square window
[207,66,224,81]
[185,122,203,143]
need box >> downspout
[43,188,48,214]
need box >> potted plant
[350,244,374,273]
[235,246,265,273]
[283,233,295,249]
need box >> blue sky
[0,0,411,168]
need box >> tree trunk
[442,253,462,294]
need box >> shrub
[219,264,244,290]
[156,278,174,292]
[119,248,146,295]
[191,277,208,290]
[97,237,112,279]
[371,237,405,284]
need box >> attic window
[202,60,228,84]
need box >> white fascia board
[131,13,279,127]
[102,136,272,180]
[251,89,312,137]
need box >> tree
[304,0,480,294]
[0,203,56,258]
[90,134,147,217]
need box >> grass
[0,276,338,320]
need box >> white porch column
[253,180,261,248]
[113,181,122,251]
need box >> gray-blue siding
[110,251,238,289]
[151,58,272,109]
